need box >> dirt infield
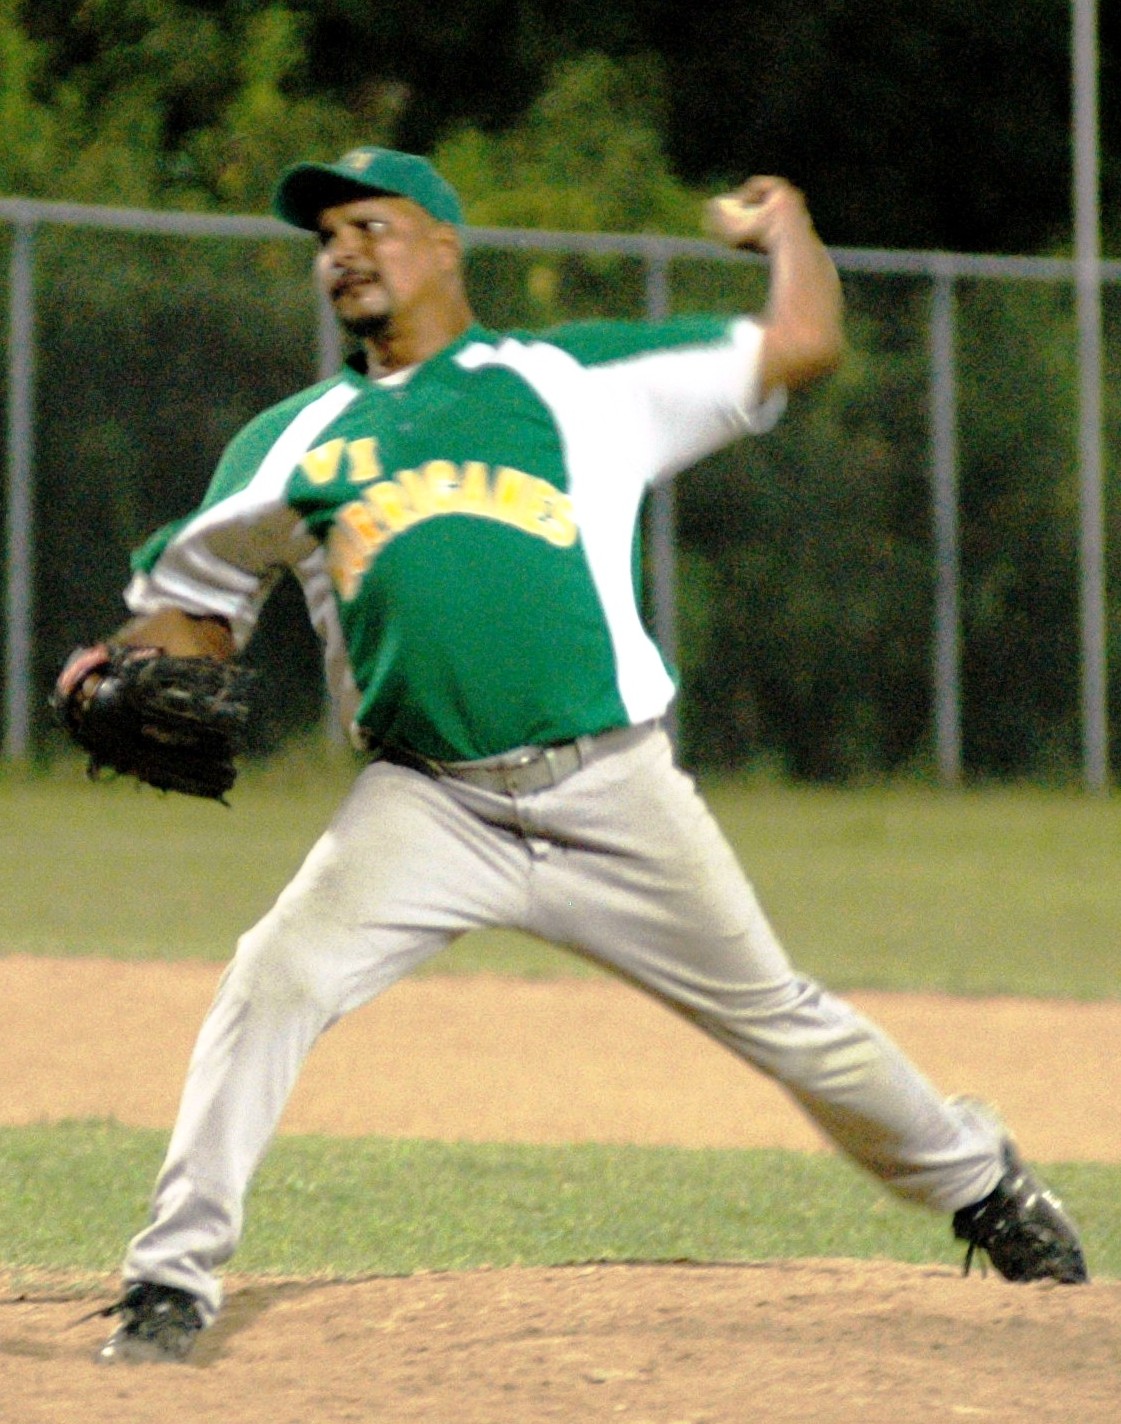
[0,957,1117,1421]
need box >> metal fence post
[316,284,342,382]
[1072,0,1109,792]
[643,253,678,743]
[4,219,36,761]
[929,266,963,784]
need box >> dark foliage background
[5,3,1120,779]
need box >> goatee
[341,312,391,340]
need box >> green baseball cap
[272,146,464,230]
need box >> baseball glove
[51,645,255,802]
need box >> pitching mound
[4,1259,1119,1422]
[0,959,1117,1417]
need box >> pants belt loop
[542,744,564,787]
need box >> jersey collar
[341,325,489,386]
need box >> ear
[433,223,464,272]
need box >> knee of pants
[690,977,870,1075]
[221,906,345,1018]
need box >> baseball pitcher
[55,147,1087,1363]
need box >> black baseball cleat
[952,1134,1089,1284]
[95,1281,204,1364]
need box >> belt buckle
[490,742,582,795]
[498,748,540,796]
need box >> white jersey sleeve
[597,317,786,485]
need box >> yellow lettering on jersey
[422,460,462,513]
[328,501,384,600]
[301,438,346,485]
[541,493,577,546]
[487,469,576,547]
[397,468,435,518]
[491,467,528,522]
[520,480,575,546]
[365,479,417,532]
[511,476,547,537]
[325,459,579,602]
[457,461,491,515]
[346,437,383,484]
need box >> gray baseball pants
[123,723,1002,1323]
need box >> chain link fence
[4,199,1120,782]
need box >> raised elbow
[761,319,844,395]
[799,324,845,383]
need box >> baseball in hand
[703,194,766,246]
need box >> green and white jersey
[127,315,784,759]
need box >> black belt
[382,721,656,797]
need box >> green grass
[2,755,1117,1287]
[4,754,1120,997]
[703,776,1121,999]
[1,1122,1116,1286]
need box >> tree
[0,0,61,195]
[436,53,698,235]
[15,0,1121,253]
[6,8,1121,777]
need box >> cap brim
[272,163,395,231]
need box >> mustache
[329,267,380,299]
